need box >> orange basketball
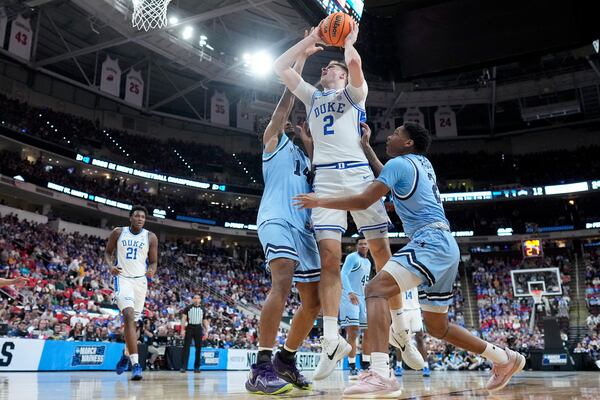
[320,12,353,47]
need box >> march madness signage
[71,345,106,366]
[227,349,341,371]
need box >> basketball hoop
[132,0,172,31]
[531,289,544,305]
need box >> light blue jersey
[378,153,459,307]
[341,252,371,296]
[339,252,370,328]
[257,134,320,283]
[257,134,312,231]
[376,154,449,238]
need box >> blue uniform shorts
[387,228,459,307]
[339,293,367,329]
[258,219,320,283]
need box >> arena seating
[0,215,321,360]
[1,93,600,191]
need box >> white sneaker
[313,335,352,380]
[389,325,426,371]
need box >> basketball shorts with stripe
[258,219,320,283]
[339,292,367,329]
[312,166,390,240]
[113,275,147,321]
[383,228,459,307]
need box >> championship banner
[8,15,32,61]
[124,68,144,107]
[236,99,255,131]
[100,56,122,97]
[0,338,45,371]
[0,8,7,49]
[403,107,424,127]
[210,91,230,126]
[227,349,342,371]
[434,105,458,137]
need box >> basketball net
[132,0,171,31]
[529,289,544,334]
[531,289,544,305]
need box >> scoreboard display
[522,239,543,258]
[314,0,364,21]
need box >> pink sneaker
[343,370,402,399]
[486,348,526,392]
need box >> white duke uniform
[401,287,423,332]
[114,227,149,320]
[292,79,389,238]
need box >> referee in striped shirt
[180,294,209,372]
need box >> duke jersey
[257,134,312,231]
[292,79,368,165]
[341,252,371,296]
[116,227,149,277]
[402,287,421,311]
[376,154,449,238]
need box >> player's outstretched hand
[292,193,319,209]
[360,122,371,148]
[296,120,312,140]
[344,20,359,47]
[309,21,326,45]
[304,29,324,57]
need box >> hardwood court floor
[0,370,598,399]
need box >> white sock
[129,353,139,365]
[481,343,509,364]
[323,316,339,341]
[363,354,371,363]
[390,309,409,336]
[371,352,390,378]
[396,361,402,368]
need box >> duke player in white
[274,21,410,380]
[104,205,158,381]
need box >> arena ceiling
[0,0,599,130]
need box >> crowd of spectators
[0,214,321,367]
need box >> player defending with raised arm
[245,34,323,395]
[105,205,158,381]
[274,21,417,380]
[294,123,525,397]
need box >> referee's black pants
[182,325,203,370]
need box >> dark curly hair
[404,122,431,154]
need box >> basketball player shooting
[104,205,158,381]
[294,122,525,397]
[274,19,421,380]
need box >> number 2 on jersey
[323,115,335,135]
[125,247,138,260]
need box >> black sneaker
[273,351,312,390]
